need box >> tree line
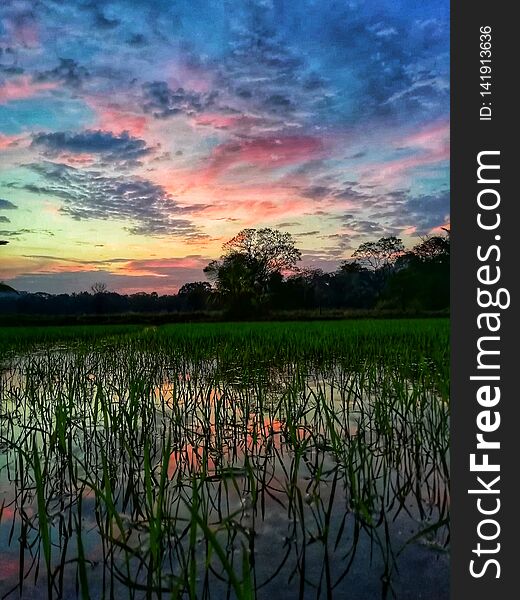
[0,228,449,318]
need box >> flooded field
[0,321,449,599]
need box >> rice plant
[0,320,449,599]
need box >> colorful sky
[0,0,449,294]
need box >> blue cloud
[23,161,198,237]
[142,82,218,119]
[0,198,18,210]
[32,130,152,165]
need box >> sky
[0,0,449,294]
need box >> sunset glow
[0,0,449,294]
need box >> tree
[221,228,301,284]
[338,260,366,274]
[382,233,450,310]
[91,282,108,295]
[346,236,405,303]
[411,233,450,263]
[204,228,301,314]
[178,281,213,311]
[333,263,377,308]
[301,269,332,312]
[352,236,405,271]
[178,281,212,296]
[204,252,258,313]
[90,282,108,314]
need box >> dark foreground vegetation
[0,320,449,599]
[0,229,449,322]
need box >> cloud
[0,133,23,149]
[127,33,147,47]
[0,228,55,238]
[0,75,57,103]
[295,230,319,237]
[343,217,392,237]
[121,256,208,277]
[0,0,450,293]
[288,4,448,125]
[0,64,24,76]
[0,198,18,210]
[192,113,275,136]
[142,81,218,118]
[202,135,324,181]
[95,106,148,136]
[301,186,333,200]
[0,215,10,223]
[23,161,198,237]
[330,188,449,239]
[94,11,120,30]
[359,190,450,236]
[208,20,332,132]
[300,249,350,271]
[21,254,132,265]
[35,58,90,89]
[0,4,39,48]
[403,190,450,234]
[31,130,152,165]
[276,221,301,228]
[299,183,368,204]
[360,122,449,188]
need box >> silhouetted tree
[90,282,108,313]
[411,233,450,263]
[332,262,377,308]
[352,236,405,271]
[338,260,366,273]
[382,233,450,310]
[222,228,301,275]
[204,253,258,315]
[204,228,301,315]
[178,281,213,311]
[91,282,108,294]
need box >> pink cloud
[398,120,449,153]
[4,256,212,295]
[120,256,208,277]
[364,152,448,187]
[0,76,57,104]
[0,132,22,149]
[193,187,316,226]
[112,257,211,293]
[200,135,325,182]
[363,121,449,187]
[166,61,215,94]
[194,113,237,129]
[193,113,270,134]
[55,152,96,166]
[96,106,149,137]
[149,158,333,229]
[430,221,450,235]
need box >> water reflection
[0,348,449,599]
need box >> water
[0,346,449,599]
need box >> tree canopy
[204,228,301,313]
[222,228,301,277]
[351,236,405,271]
